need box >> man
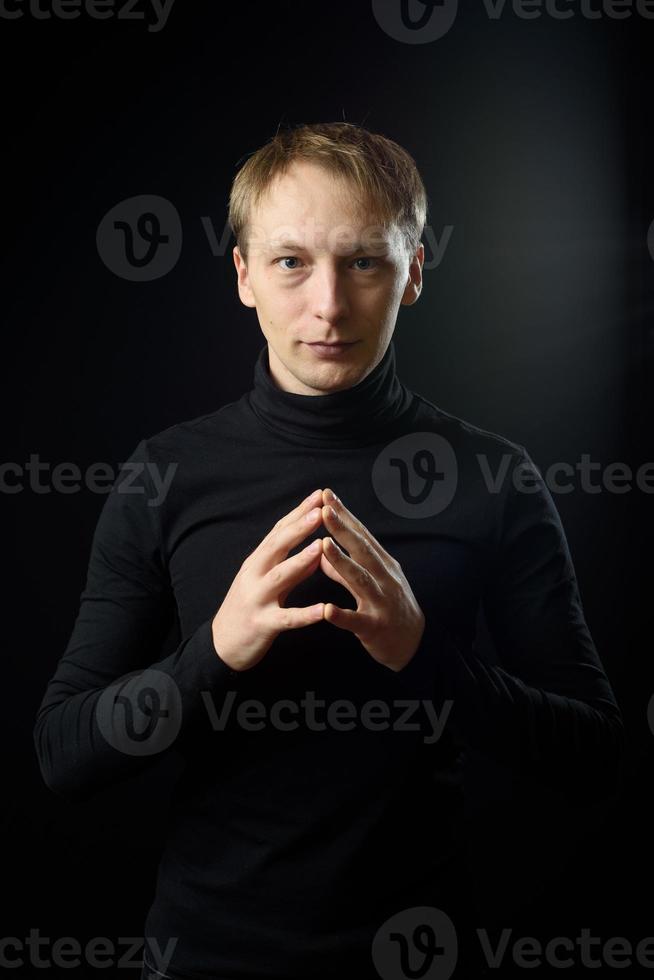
[34,122,624,980]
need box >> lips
[304,340,359,358]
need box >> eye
[273,255,379,272]
[352,257,377,271]
[275,256,303,271]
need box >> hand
[211,489,326,671]
[319,488,426,672]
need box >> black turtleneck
[248,340,415,447]
[33,339,624,980]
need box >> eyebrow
[264,240,390,253]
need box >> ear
[400,243,424,307]
[233,246,257,308]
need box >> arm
[32,438,242,805]
[427,447,625,801]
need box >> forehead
[249,160,400,255]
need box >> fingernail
[308,539,321,553]
[306,507,320,522]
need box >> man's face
[233,160,424,395]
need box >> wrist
[211,624,240,671]
[389,612,425,672]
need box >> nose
[310,262,350,324]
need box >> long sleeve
[424,446,625,801]
[32,438,242,804]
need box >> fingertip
[304,488,322,507]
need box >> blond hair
[228,121,428,262]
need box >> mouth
[304,340,359,358]
[307,340,357,346]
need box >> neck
[247,339,416,448]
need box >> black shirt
[33,340,624,979]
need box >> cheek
[365,281,404,312]
[261,287,305,325]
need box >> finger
[277,488,324,529]
[325,491,397,574]
[323,489,386,561]
[321,495,387,576]
[321,536,380,602]
[260,489,324,547]
[323,602,363,633]
[263,538,324,603]
[318,550,349,590]
[271,601,325,632]
[253,503,324,574]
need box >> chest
[163,443,490,646]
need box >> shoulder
[133,395,248,460]
[409,391,528,462]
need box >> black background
[2,1,653,977]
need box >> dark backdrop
[1,2,652,977]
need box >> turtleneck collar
[247,339,416,447]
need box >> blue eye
[277,256,301,270]
[273,256,378,271]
